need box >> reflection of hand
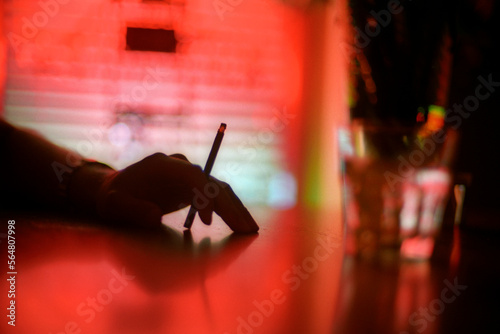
[17,219,258,294]
[110,228,258,293]
[93,153,259,233]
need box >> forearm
[0,121,114,213]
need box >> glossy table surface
[1,207,499,334]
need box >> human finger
[173,162,215,226]
[169,153,189,162]
[211,178,259,233]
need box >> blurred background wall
[1,0,318,209]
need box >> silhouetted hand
[1,120,258,233]
[91,153,259,233]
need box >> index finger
[210,178,259,233]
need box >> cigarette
[183,123,226,229]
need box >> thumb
[189,185,214,226]
[99,190,164,227]
[197,203,213,226]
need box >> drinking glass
[338,119,457,261]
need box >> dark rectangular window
[126,27,177,53]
